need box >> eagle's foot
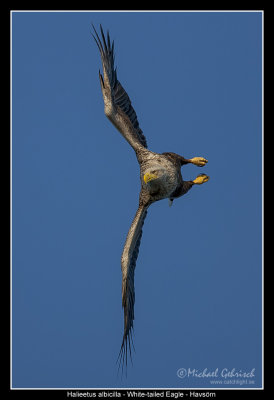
[190,157,208,167]
[193,174,210,185]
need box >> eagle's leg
[169,174,209,206]
[192,174,210,185]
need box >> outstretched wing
[92,24,147,151]
[117,203,149,372]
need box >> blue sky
[12,11,263,389]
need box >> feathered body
[92,25,209,372]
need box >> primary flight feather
[92,24,209,372]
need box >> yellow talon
[193,174,210,185]
[190,157,208,167]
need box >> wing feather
[92,24,147,150]
[117,203,149,372]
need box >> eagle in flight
[92,25,209,372]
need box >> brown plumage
[92,24,209,373]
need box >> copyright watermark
[177,367,256,385]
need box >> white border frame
[10,9,264,391]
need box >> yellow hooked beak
[143,172,158,184]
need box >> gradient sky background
[12,11,263,389]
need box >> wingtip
[116,331,133,377]
[91,26,101,51]
[99,24,107,52]
[91,22,99,39]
